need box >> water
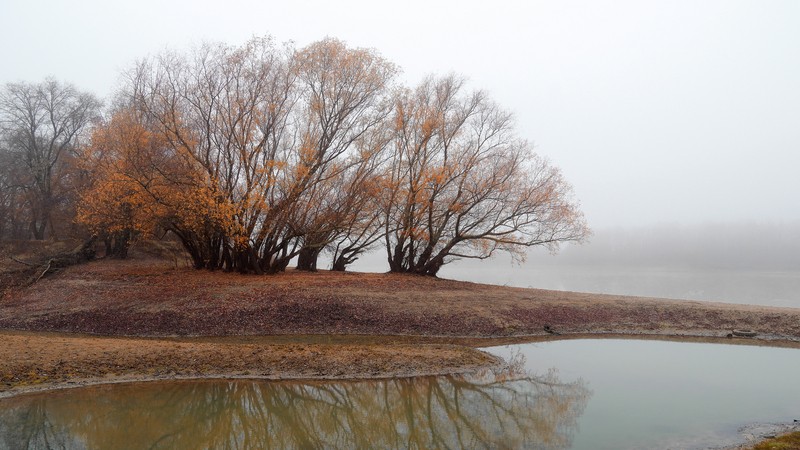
[0,370,589,449]
[442,262,800,308]
[1,339,798,449]
[486,339,800,449]
[347,251,800,307]
[344,224,800,308]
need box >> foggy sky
[2,0,799,228]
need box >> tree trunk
[296,246,321,271]
[104,237,113,257]
[331,255,349,271]
[110,229,131,259]
[49,238,97,268]
[388,241,406,272]
[30,194,52,240]
[30,218,46,240]
[268,256,292,273]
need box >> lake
[346,224,800,308]
[346,251,800,308]
[2,339,798,449]
[441,262,800,308]
[486,339,800,449]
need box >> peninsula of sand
[2,245,800,398]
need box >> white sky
[2,0,799,228]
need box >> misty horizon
[3,0,799,229]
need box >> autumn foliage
[2,36,589,275]
[77,109,204,258]
[383,76,588,275]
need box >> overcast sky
[2,0,798,229]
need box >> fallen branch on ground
[21,239,97,286]
[10,257,35,267]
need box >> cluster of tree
[0,37,589,275]
[0,79,100,241]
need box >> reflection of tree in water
[0,356,590,449]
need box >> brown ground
[0,330,499,398]
[2,255,799,339]
[2,249,800,398]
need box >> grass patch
[752,431,800,450]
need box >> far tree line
[0,37,589,276]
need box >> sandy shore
[2,257,800,399]
[0,330,504,398]
[2,330,799,399]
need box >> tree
[0,149,27,239]
[77,108,189,258]
[119,37,298,271]
[0,79,100,239]
[113,37,396,272]
[281,38,396,271]
[295,124,392,271]
[383,75,589,276]
[326,166,388,271]
[79,37,587,276]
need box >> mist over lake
[350,222,800,308]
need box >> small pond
[486,339,800,449]
[1,339,798,449]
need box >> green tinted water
[1,339,798,449]
[0,369,588,449]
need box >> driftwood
[21,238,97,286]
[10,256,35,266]
[543,325,561,335]
[731,329,758,338]
[31,260,53,284]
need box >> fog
[524,222,800,271]
[4,1,799,304]
[350,222,800,272]
[347,222,800,306]
[3,0,800,228]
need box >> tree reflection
[0,358,590,449]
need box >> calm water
[1,339,798,449]
[0,369,588,449]
[486,339,800,449]
[443,262,800,308]
[347,250,800,308]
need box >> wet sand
[2,257,800,399]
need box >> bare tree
[85,39,587,276]
[0,79,100,239]
[383,75,589,276]
[116,37,396,273]
[295,123,392,271]
[117,37,300,271]
[326,169,388,271]
[287,38,396,271]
